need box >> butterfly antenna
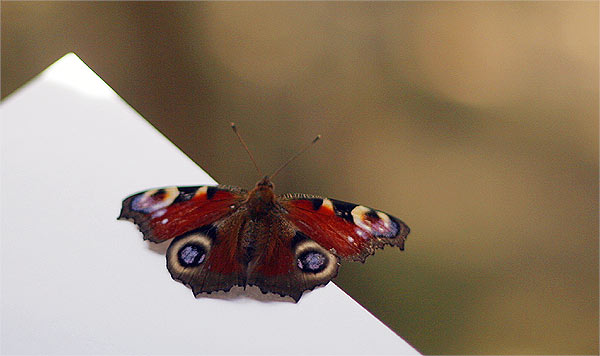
[231,123,263,176]
[269,134,321,180]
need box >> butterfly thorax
[246,176,276,217]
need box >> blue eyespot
[297,251,328,273]
[178,244,206,267]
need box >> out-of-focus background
[2,2,597,354]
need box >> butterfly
[118,124,410,302]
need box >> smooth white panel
[0,53,419,355]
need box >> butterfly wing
[118,185,246,243]
[279,194,410,262]
[119,185,249,295]
[166,217,248,296]
[245,195,409,301]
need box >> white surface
[0,53,419,355]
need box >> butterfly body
[119,176,410,302]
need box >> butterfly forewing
[279,195,410,262]
[118,185,246,242]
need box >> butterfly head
[257,176,274,189]
[252,176,275,197]
[247,176,276,215]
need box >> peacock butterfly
[118,124,410,302]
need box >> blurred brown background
[2,2,598,354]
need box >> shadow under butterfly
[118,124,410,302]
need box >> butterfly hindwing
[164,203,339,301]
[166,223,247,296]
[118,185,246,243]
[246,219,340,302]
[280,195,410,262]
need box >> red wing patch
[118,185,246,243]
